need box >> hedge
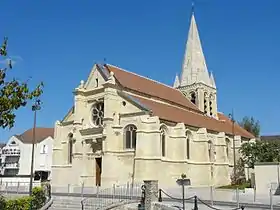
[0,186,46,210]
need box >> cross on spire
[179,3,215,88]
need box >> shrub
[5,196,31,210]
[2,186,46,210]
[0,194,6,209]
[31,186,46,209]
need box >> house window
[186,136,190,159]
[41,145,47,154]
[124,125,137,149]
[92,101,104,127]
[160,128,166,157]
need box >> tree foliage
[230,158,246,185]
[239,141,280,168]
[238,116,260,137]
[0,37,43,129]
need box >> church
[51,11,254,189]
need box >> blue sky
[1,0,279,141]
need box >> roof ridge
[19,127,54,135]
[128,92,221,122]
[106,63,182,92]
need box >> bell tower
[173,7,218,119]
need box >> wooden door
[95,158,102,186]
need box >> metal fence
[158,184,280,209]
[0,181,52,209]
[2,181,280,209]
[0,181,41,198]
[81,182,143,210]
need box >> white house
[0,143,6,175]
[1,127,54,181]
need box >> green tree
[0,37,43,129]
[239,116,260,137]
[230,159,246,185]
[239,141,280,168]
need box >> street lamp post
[229,110,236,184]
[29,99,41,196]
[176,173,191,210]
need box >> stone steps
[48,196,84,210]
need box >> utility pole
[229,110,236,184]
[29,99,41,196]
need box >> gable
[84,64,108,90]
[117,91,151,115]
[6,136,21,146]
[62,106,75,122]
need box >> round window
[92,102,104,126]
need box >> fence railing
[0,181,41,198]
[158,189,245,210]
[158,185,280,210]
[1,181,280,209]
[81,182,143,210]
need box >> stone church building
[51,12,254,188]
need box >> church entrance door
[95,157,102,186]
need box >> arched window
[190,92,196,104]
[225,138,230,160]
[209,94,214,116]
[208,140,213,162]
[204,92,208,114]
[124,125,137,149]
[186,133,190,159]
[160,128,166,157]
[68,133,73,164]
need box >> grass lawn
[218,182,251,190]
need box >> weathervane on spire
[191,0,195,14]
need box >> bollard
[17,182,20,194]
[97,185,100,198]
[193,195,198,210]
[81,182,84,198]
[270,188,273,210]
[113,184,116,200]
[253,185,256,202]
[126,182,129,196]
[158,189,162,202]
[81,200,84,210]
[236,188,240,208]
[210,185,214,206]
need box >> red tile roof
[16,127,54,144]
[102,64,254,139]
[104,64,201,113]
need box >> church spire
[180,10,211,87]
[173,73,180,88]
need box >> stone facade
[51,12,254,189]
